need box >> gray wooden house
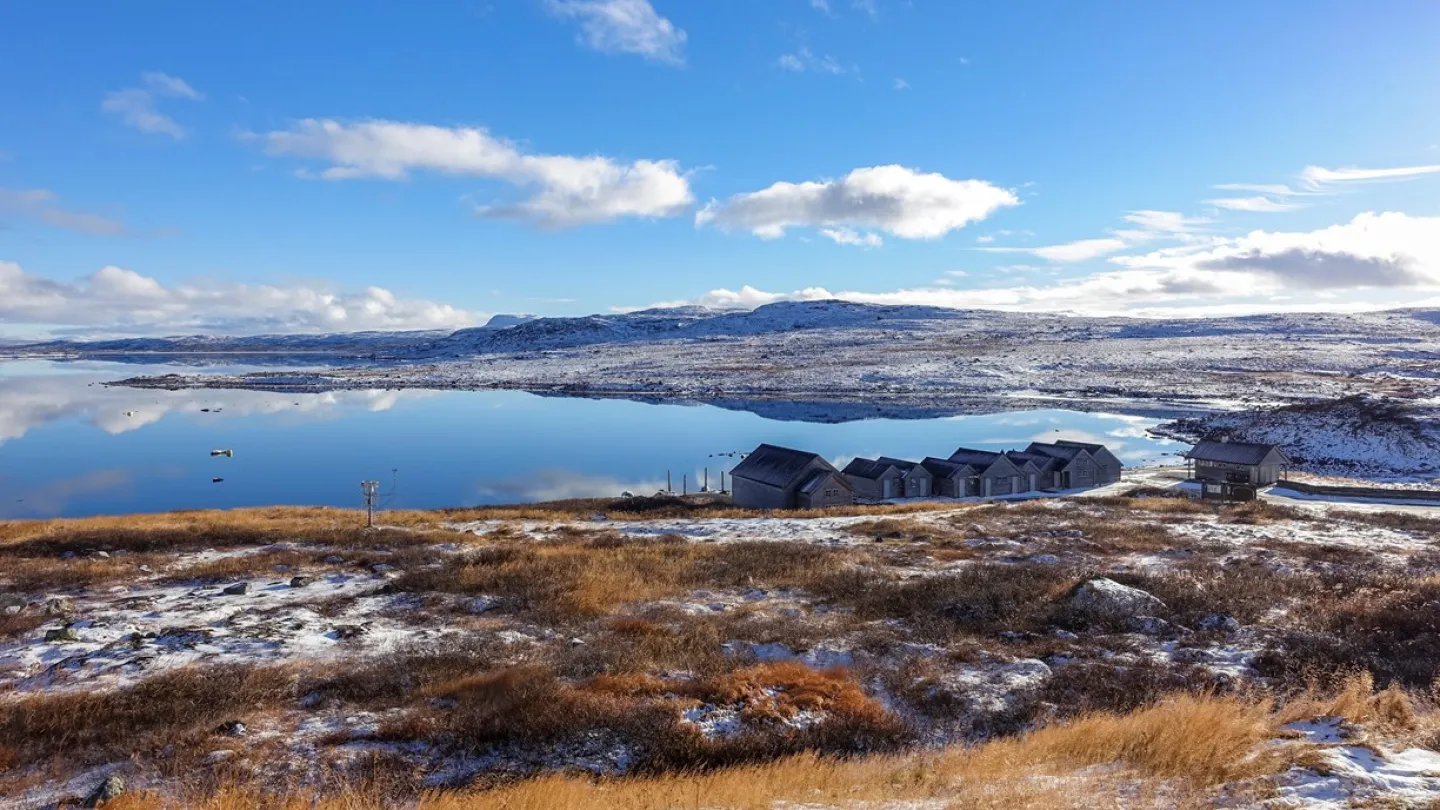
[1184,440,1291,486]
[1024,441,1111,490]
[879,457,933,498]
[842,457,904,501]
[1053,440,1123,484]
[1006,450,1059,492]
[843,456,934,500]
[921,457,980,497]
[948,448,1028,496]
[731,444,854,509]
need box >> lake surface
[0,361,1186,518]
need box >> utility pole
[667,470,672,494]
[682,474,688,495]
[361,480,379,528]
[703,468,709,492]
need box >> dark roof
[948,447,1002,466]
[1024,441,1086,462]
[799,469,853,494]
[876,456,923,473]
[1006,451,1054,470]
[842,457,896,480]
[1056,440,1122,465]
[1185,440,1291,466]
[730,444,831,488]
[921,457,975,478]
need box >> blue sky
[2,0,1440,336]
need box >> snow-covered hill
[1155,395,1440,479]
[20,301,1440,361]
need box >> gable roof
[799,469,853,494]
[1056,440,1123,465]
[877,457,930,477]
[950,447,1024,476]
[730,444,831,489]
[1185,440,1291,466]
[948,447,1002,466]
[842,457,898,480]
[1006,451,1054,471]
[1025,441,1086,462]
[921,457,975,478]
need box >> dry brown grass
[0,665,294,769]
[105,691,1286,810]
[384,497,972,526]
[0,610,47,640]
[813,559,1080,639]
[392,539,852,623]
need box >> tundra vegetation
[2,493,1439,807]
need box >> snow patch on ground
[1270,717,1440,808]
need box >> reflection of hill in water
[0,370,430,446]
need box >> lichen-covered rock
[44,626,80,643]
[82,774,125,807]
[1198,613,1242,634]
[1070,577,1166,619]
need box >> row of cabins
[729,440,1123,510]
[844,441,1123,502]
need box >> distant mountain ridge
[12,300,1440,359]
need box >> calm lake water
[0,361,1186,518]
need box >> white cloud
[1213,182,1303,196]
[1206,196,1304,213]
[0,261,478,336]
[852,0,878,18]
[810,0,832,12]
[820,227,883,247]
[1209,162,1440,211]
[0,189,126,236]
[981,210,1211,263]
[643,212,1440,318]
[893,77,909,90]
[1115,211,1440,290]
[101,72,203,139]
[1120,210,1210,234]
[696,165,1018,242]
[255,118,694,226]
[776,47,849,75]
[545,0,686,65]
[1300,163,1440,189]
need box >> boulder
[463,596,500,614]
[222,582,249,596]
[1070,578,1166,619]
[215,720,247,737]
[45,626,80,643]
[1198,613,1242,634]
[82,774,125,807]
[1125,615,1189,638]
[289,576,314,589]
